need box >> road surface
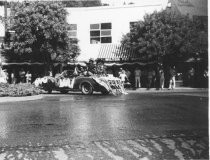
[0,90,208,159]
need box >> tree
[3,1,80,70]
[121,10,208,65]
[62,0,102,7]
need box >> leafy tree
[3,1,80,70]
[62,0,102,7]
[121,10,208,65]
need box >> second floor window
[90,23,112,44]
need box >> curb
[0,94,44,103]
[126,87,208,92]
[0,88,208,103]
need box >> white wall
[66,3,166,61]
[101,0,168,7]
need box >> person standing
[159,69,165,89]
[26,71,32,83]
[96,59,107,76]
[134,67,141,88]
[11,72,15,84]
[118,68,123,76]
[147,68,154,89]
[188,67,195,87]
[119,69,127,85]
[168,66,176,89]
[203,69,208,88]
[125,69,131,82]
[19,68,26,83]
[87,58,96,76]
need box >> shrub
[0,83,43,97]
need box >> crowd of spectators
[0,58,208,89]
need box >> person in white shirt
[119,69,127,85]
[26,71,32,83]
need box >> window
[101,23,112,29]
[90,24,100,30]
[67,24,77,38]
[90,23,112,44]
[130,21,138,31]
[101,37,111,43]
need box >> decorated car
[34,70,127,95]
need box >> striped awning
[98,44,141,61]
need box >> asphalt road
[0,90,208,160]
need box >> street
[0,90,208,160]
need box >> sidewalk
[0,94,44,103]
[126,87,209,98]
[127,87,208,93]
[0,87,208,103]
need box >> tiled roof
[98,44,141,61]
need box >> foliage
[62,0,102,7]
[121,10,208,64]
[3,1,80,66]
[0,83,42,97]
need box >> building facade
[66,1,168,62]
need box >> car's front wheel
[81,83,93,95]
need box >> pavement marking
[0,153,6,160]
[95,142,124,160]
[150,139,163,153]
[139,157,149,160]
[0,135,208,159]
[120,144,140,159]
[53,148,68,160]
[127,140,152,156]
[177,138,196,156]
[86,154,94,160]
[102,141,117,152]
[161,138,185,160]
[17,151,23,159]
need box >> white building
[0,1,169,63]
[66,1,168,62]
[101,0,168,6]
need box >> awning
[98,44,141,61]
[2,62,45,66]
[104,61,155,66]
[67,62,86,66]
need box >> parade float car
[34,70,126,95]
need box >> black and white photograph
[0,0,208,159]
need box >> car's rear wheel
[81,83,93,95]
